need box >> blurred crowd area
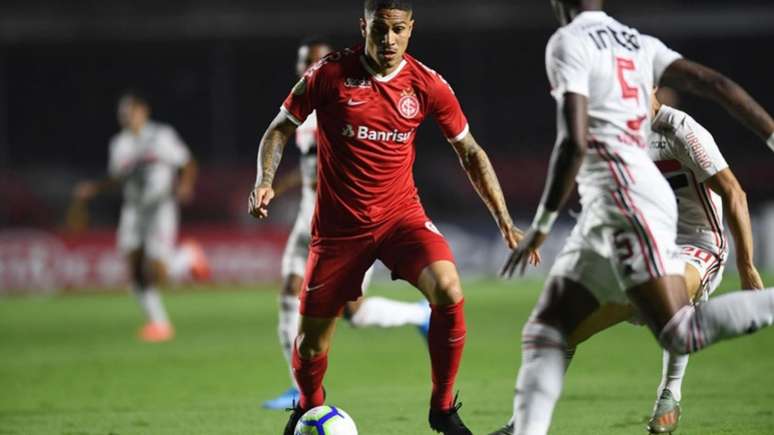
[1,1,773,231]
[0,1,773,291]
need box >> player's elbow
[726,186,748,212]
[696,69,737,100]
[560,138,586,161]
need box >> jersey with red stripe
[649,105,729,257]
[281,45,469,237]
[545,11,682,194]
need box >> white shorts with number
[680,245,726,302]
[549,181,685,305]
[117,200,178,261]
[281,198,374,291]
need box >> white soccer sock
[132,285,170,325]
[167,245,194,282]
[660,288,774,355]
[349,297,429,328]
[278,294,300,387]
[512,321,567,435]
[657,350,688,402]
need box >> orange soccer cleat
[182,239,211,282]
[138,322,175,343]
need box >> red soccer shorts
[299,206,455,318]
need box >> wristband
[531,204,559,234]
[767,132,774,153]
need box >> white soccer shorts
[549,185,685,305]
[117,200,178,261]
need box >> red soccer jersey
[282,45,469,237]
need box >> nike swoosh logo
[448,334,466,343]
[306,283,325,292]
[347,98,367,106]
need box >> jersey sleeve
[107,137,124,177]
[673,112,728,182]
[545,31,592,100]
[163,127,192,167]
[642,35,682,85]
[281,59,332,126]
[428,75,469,142]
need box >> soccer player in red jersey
[248,1,538,433]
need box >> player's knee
[296,333,330,359]
[432,273,463,305]
[657,306,695,355]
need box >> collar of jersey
[575,10,608,21]
[359,55,407,82]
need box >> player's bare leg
[415,260,471,435]
[267,268,431,410]
[646,265,700,434]
[345,268,431,336]
[129,249,174,342]
[627,276,774,435]
[284,315,338,435]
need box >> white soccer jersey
[545,11,682,193]
[295,111,318,221]
[108,121,191,207]
[546,12,688,300]
[649,105,729,258]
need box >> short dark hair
[299,36,333,50]
[119,89,150,108]
[364,0,413,15]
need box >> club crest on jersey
[398,89,419,119]
[344,77,372,88]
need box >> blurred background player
[72,91,208,342]
[263,37,432,410]
[497,0,774,434]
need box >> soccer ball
[294,405,358,435]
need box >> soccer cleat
[182,239,211,282]
[428,393,473,435]
[262,386,299,410]
[417,300,431,340]
[138,322,174,342]
[488,422,514,435]
[647,388,681,434]
[282,402,308,435]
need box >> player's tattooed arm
[661,59,774,144]
[705,169,763,290]
[451,132,525,252]
[249,111,298,219]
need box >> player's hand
[502,225,541,266]
[176,183,195,205]
[739,263,764,290]
[248,185,275,219]
[72,181,98,202]
[501,227,547,278]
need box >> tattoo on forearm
[459,144,512,229]
[256,129,287,187]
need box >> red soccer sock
[428,299,467,411]
[291,342,327,409]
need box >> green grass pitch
[1,276,774,434]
